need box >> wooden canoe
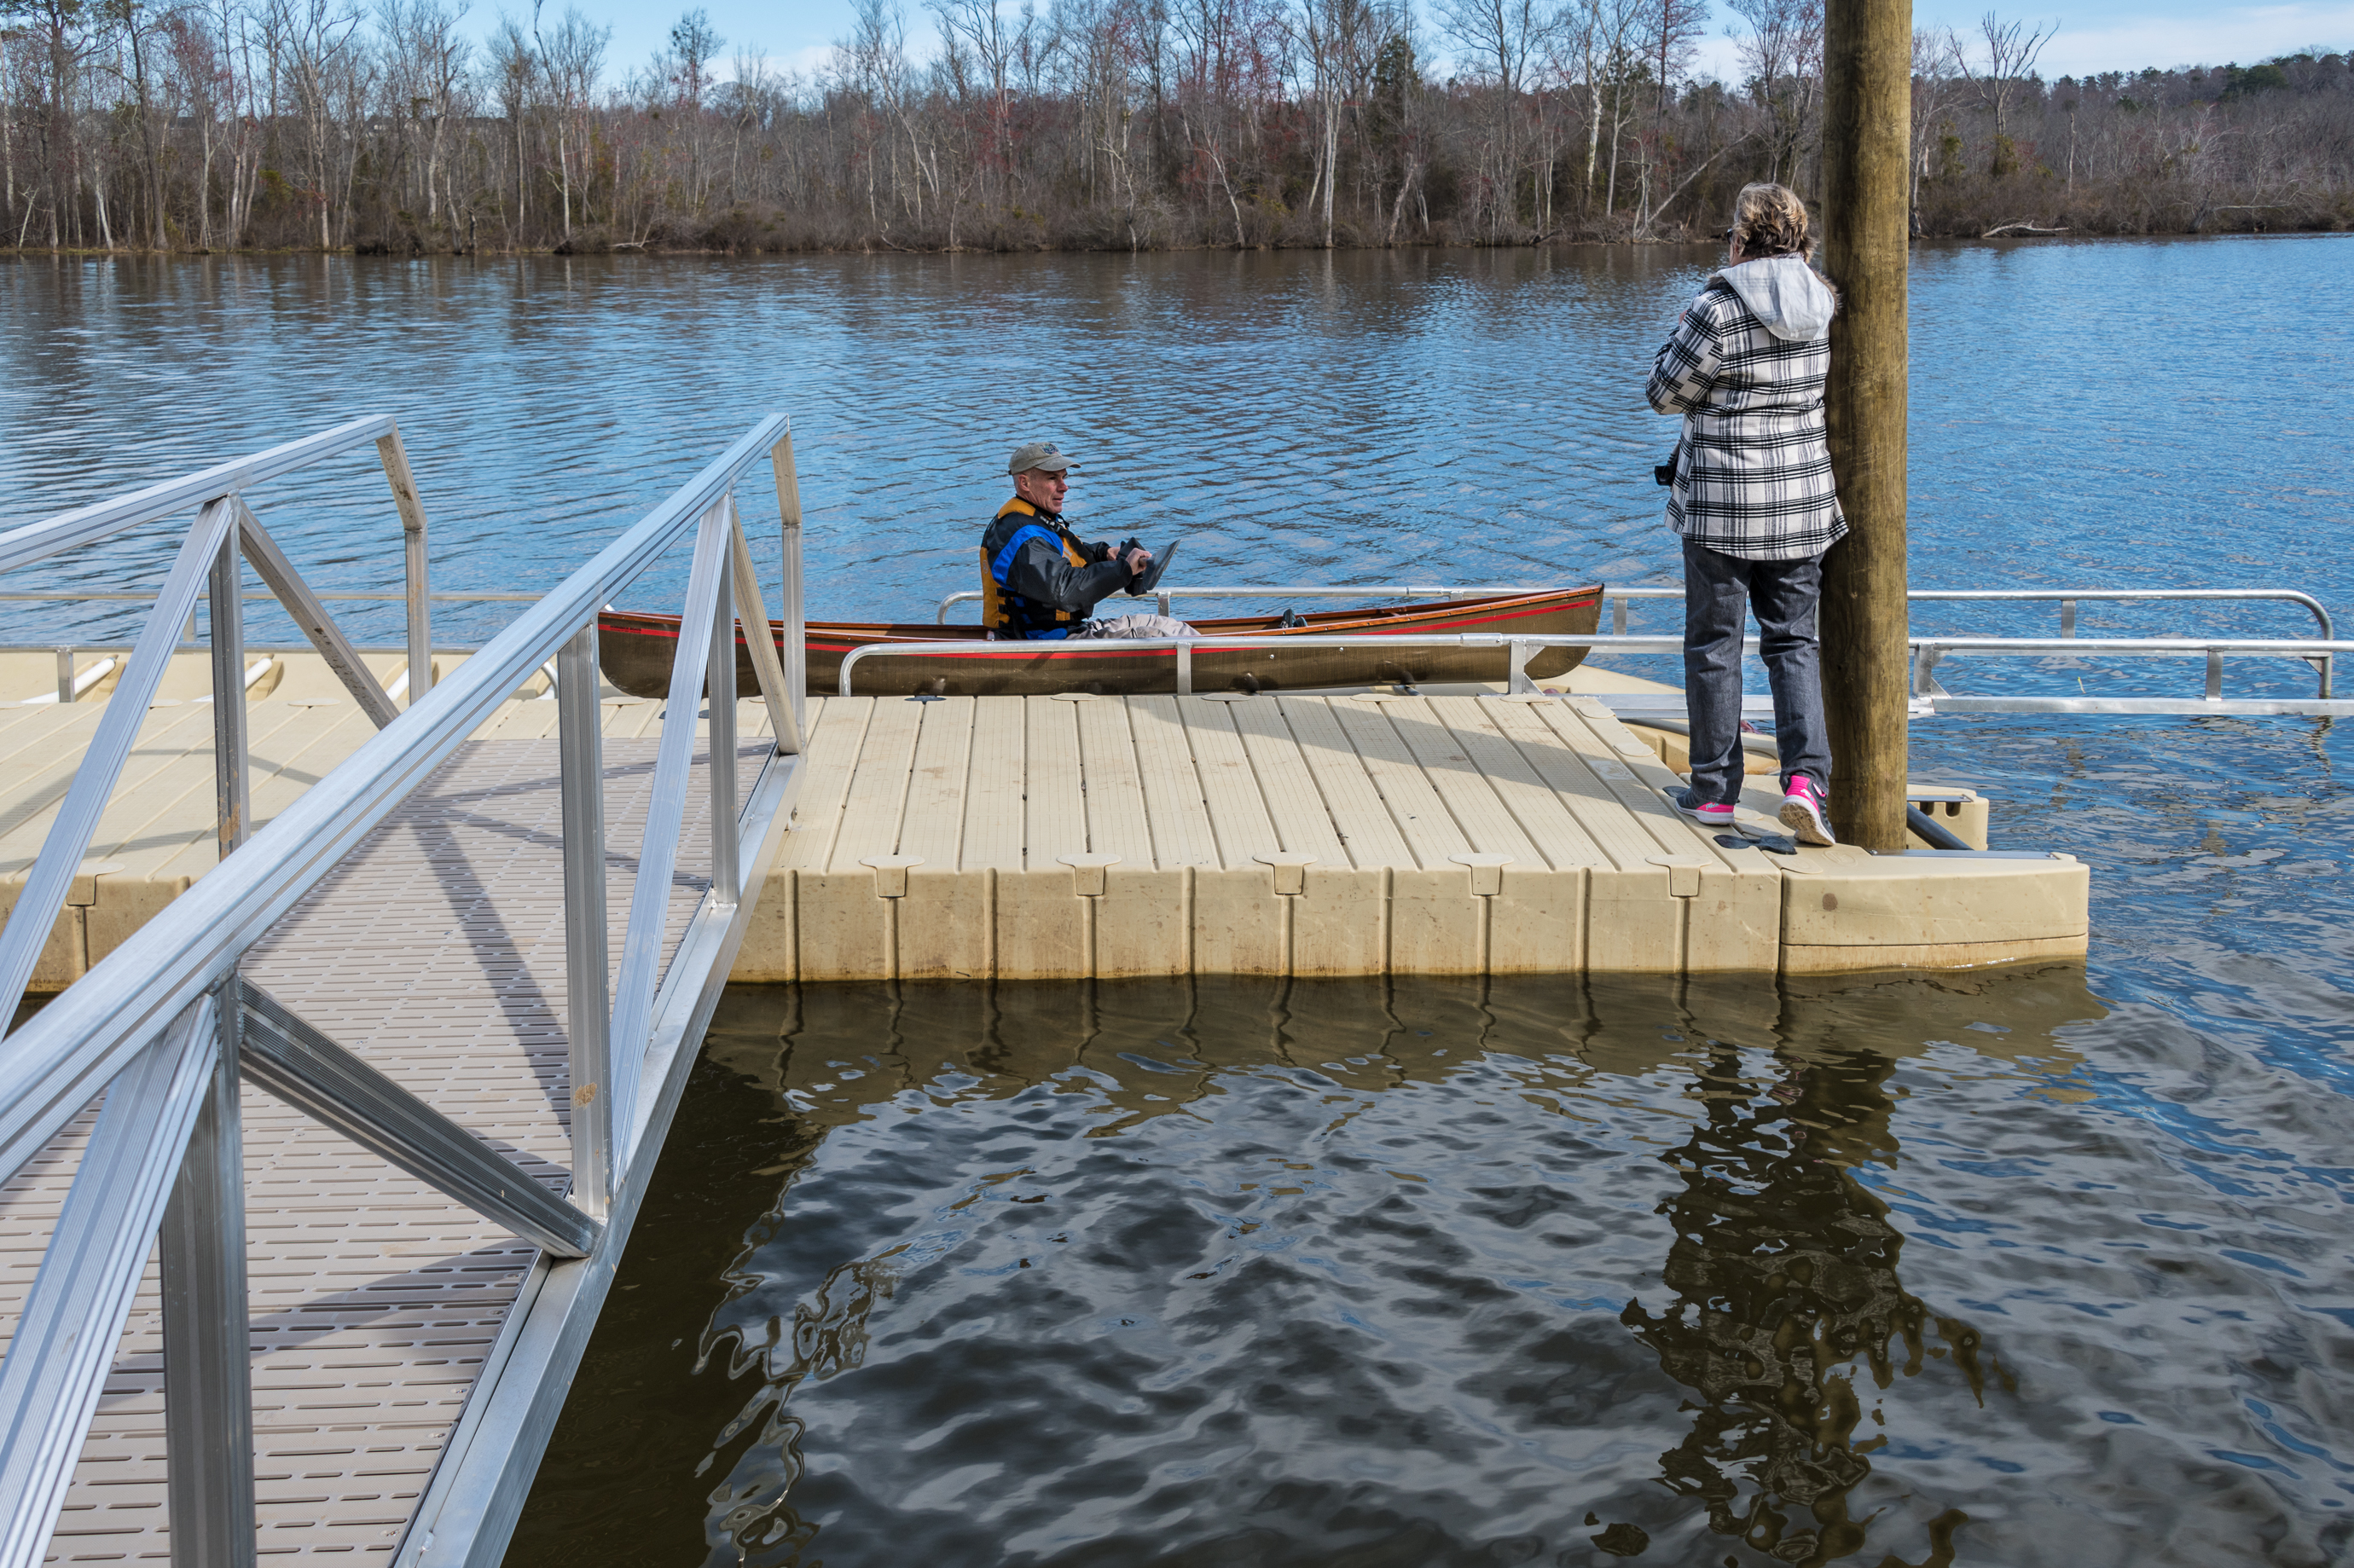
[597,585,1604,699]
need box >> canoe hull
[598,587,1604,699]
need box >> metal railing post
[2207,648,2225,701]
[770,433,807,744]
[159,998,255,1568]
[52,648,71,705]
[0,998,217,1568]
[710,530,741,907]
[723,499,801,755]
[210,534,250,856]
[2061,599,2077,637]
[1508,640,1535,693]
[555,626,611,1218]
[376,427,433,705]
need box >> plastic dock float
[739,691,2089,981]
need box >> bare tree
[1907,23,1963,226]
[538,4,601,237]
[1632,0,1708,232]
[1435,0,1547,91]
[1729,0,1820,186]
[268,0,366,248]
[1959,9,2051,172]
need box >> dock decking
[745,691,2088,981]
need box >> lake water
[5,238,2351,1565]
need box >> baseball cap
[1007,441,1079,476]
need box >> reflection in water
[506,971,2178,1568]
[1624,1042,1984,1565]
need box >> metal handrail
[0,414,396,572]
[837,628,2354,713]
[0,413,438,694]
[934,580,2336,634]
[846,633,1684,697]
[0,417,811,1568]
[0,589,542,602]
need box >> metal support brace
[376,428,433,705]
[52,648,70,705]
[724,500,800,755]
[555,627,611,1218]
[710,538,741,907]
[2207,648,2224,701]
[606,507,729,1155]
[160,998,256,1568]
[210,535,250,857]
[235,501,401,727]
[0,496,235,1031]
[0,998,217,1568]
[236,983,600,1259]
[2061,599,2077,637]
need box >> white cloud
[2031,5,2353,74]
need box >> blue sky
[519,0,2351,89]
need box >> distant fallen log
[1982,222,2071,238]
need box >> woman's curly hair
[1731,182,1813,259]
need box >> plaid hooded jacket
[1646,257,1848,562]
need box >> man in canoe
[982,442,1196,640]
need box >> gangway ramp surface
[0,415,811,1567]
[4,725,772,1561]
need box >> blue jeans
[1681,538,1832,807]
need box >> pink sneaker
[1779,776,1836,846]
[1671,788,1735,830]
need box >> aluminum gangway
[0,415,809,1566]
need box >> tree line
[1,0,2348,254]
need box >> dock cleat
[1779,775,1836,846]
[1670,788,1736,830]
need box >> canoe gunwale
[598,584,1605,698]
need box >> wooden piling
[1818,0,1912,852]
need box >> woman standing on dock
[1648,182,1846,847]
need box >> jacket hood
[1716,256,1835,342]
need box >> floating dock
[0,645,2087,1564]
[5,661,2088,997]
[744,689,2087,982]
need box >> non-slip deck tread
[1273,698,1416,871]
[1326,697,1475,869]
[0,686,774,1561]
